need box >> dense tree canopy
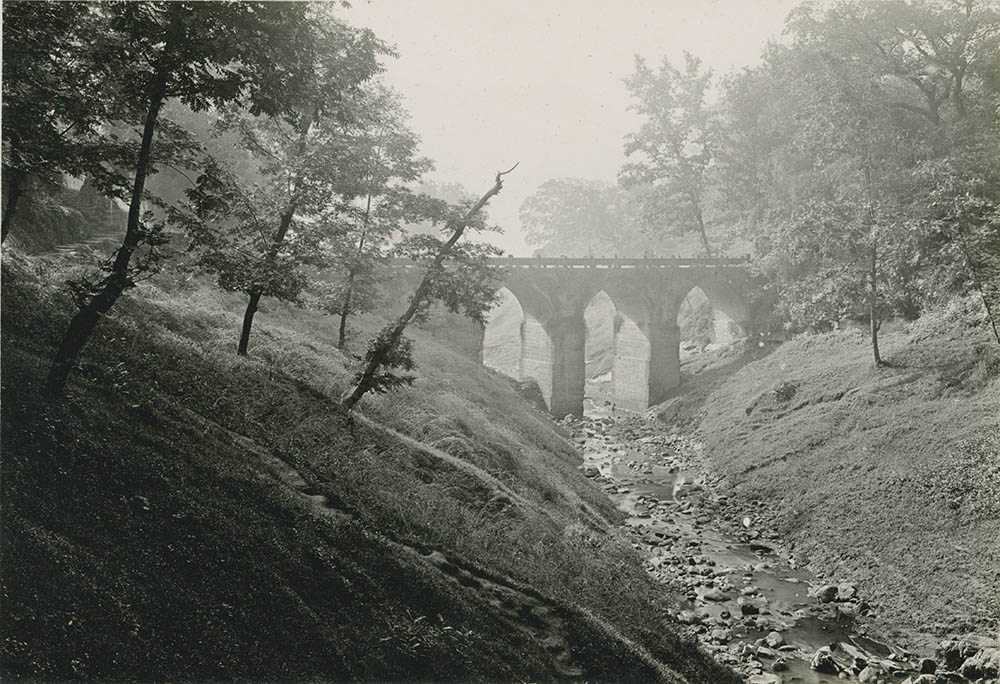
[612,0,1000,359]
[519,179,652,257]
[40,1,328,394]
[174,12,388,355]
[621,53,719,256]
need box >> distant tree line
[520,0,1000,363]
[1,1,508,407]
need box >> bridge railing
[497,255,749,268]
[387,255,750,269]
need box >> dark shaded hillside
[3,182,125,254]
[0,251,738,683]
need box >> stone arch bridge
[393,256,750,417]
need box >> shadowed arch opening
[583,290,616,414]
[483,287,522,378]
[677,285,744,357]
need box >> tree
[518,178,655,257]
[711,0,1000,364]
[41,2,372,394]
[178,16,387,356]
[911,149,1000,343]
[620,53,719,256]
[1,2,108,241]
[315,85,433,349]
[340,165,516,412]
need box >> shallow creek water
[576,415,925,683]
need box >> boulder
[937,635,995,671]
[960,647,1000,680]
[857,663,885,682]
[738,596,767,615]
[676,610,701,625]
[748,675,782,684]
[814,584,839,603]
[918,657,936,674]
[764,631,785,649]
[810,647,840,674]
[837,582,858,601]
[710,628,733,644]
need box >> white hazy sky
[345,0,798,255]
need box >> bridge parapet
[388,256,749,270]
[496,255,750,269]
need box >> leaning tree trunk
[341,164,517,412]
[44,70,168,396]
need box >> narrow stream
[575,412,929,683]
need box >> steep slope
[678,300,1000,649]
[0,251,738,683]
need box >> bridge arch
[405,256,750,418]
[670,279,749,345]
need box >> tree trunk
[869,245,882,367]
[337,276,353,350]
[337,193,373,350]
[689,192,713,257]
[341,164,517,412]
[238,291,262,356]
[955,221,1000,345]
[953,66,967,120]
[237,205,296,356]
[1,167,26,243]
[862,164,882,367]
[44,69,169,397]
[235,110,314,356]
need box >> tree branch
[340,163,517,412]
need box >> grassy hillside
[0,249,738,683]
[676,299,1000,649]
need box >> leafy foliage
[1,2,108,239]
[342,166,516,411]
[519,179,654,257]
[173,12,389,354]
[711,0,1000,352]
[309,85,434,347]
[353,328,418,394]
[621,53,719,256]
[395,234,504,324]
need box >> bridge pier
[546,313,587,418]
[610,316,681,411]
[646,321,681,406]
[519,312,587,418]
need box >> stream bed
[572,413,949,683]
